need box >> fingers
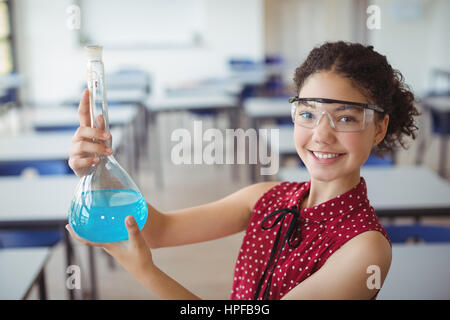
[72,126,111,143]
[65,224,120,253]
[78,89,91,127]
[77,89,108,132]
[65,224,97,247]
[69,139,113,158]
[125,216,146,250]
[68,119,113,176]
[70,126,112,157]
[68,155,99,173]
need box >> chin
[308,169,340,182]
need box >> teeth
[313,151,341,159]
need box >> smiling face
[294,71,388,187]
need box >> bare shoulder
[324,230,393,294]
[329,231,392,269]
[282,230,392,299]
[348,231,392,259]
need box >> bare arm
[69,90,280,250]
[67,90,282,299]
[281,231,392,300]
[142,181,280,249]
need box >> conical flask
[68,45,148,243]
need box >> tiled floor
[27,108,450,300]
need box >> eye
[338,116,356,123]
[299,112,314,120]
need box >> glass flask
[68,45,148,243]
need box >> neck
[302,170,361,209]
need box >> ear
[373,114,389,147]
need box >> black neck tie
[253,205,302,300]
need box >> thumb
[125,216,145,249]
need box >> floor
[27,106,450,300]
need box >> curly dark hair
[293,41,420,156]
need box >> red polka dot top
[230,178,391,300]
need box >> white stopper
[85,45,103,62]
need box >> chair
[383,224,450,243]
[34,126,79,133]
[364,153,394,166]
[0,229,63,248]
[263,55,285,97]
[0,73,22,105]
[0,160,73,176]
[415,69,450,177]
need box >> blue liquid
[69,189,148,243]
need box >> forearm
[141,264,202,300]
[142,202,167,249]
[141,182,269,249]
[143,201,251,249]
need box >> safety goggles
[289,97,385,132]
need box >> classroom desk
[0,175,82,299]
[54,98,147,167]
[378,243,450,299]
[246,124,295,182]
[278,166,450,219]
[146,94,239,112]
[107,89,148,105]
[145,94,241,187]
[0,247,51,300]
[229,69,269,87]
[31,104,139,130]
[260,124,296,156]
[165,81,243,97]
[0,175,112,300]
[30,105,142,177]
[0,128,130,176]
[65,89,148,106]
[243,96,291,130]
[0,130,123,300]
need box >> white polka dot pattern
[230,178,391,300]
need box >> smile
[312,151,341,159]
[309,150,345,162]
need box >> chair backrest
[0,229,63,248]
[34,126,79,133]
[364,153,394,166]
[383,224,450,243]
[0,160,73,176]
[429,104,450,134]
[228,58,260,72]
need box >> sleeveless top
[230,178,391,300]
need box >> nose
[312,112,336,144]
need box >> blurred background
[0,0,449,300]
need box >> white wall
[264,0,358,87]
[13,0,265,104]
[368,0,450,97]
[14,0,449,103]
[264,0,449,97]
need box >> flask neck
[87,60,110,133]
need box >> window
[0,0,14,75]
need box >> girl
[67,41,419,300]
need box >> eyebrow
[300,101,316,108]
[290,97,384,112]
[334,104,363,111]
